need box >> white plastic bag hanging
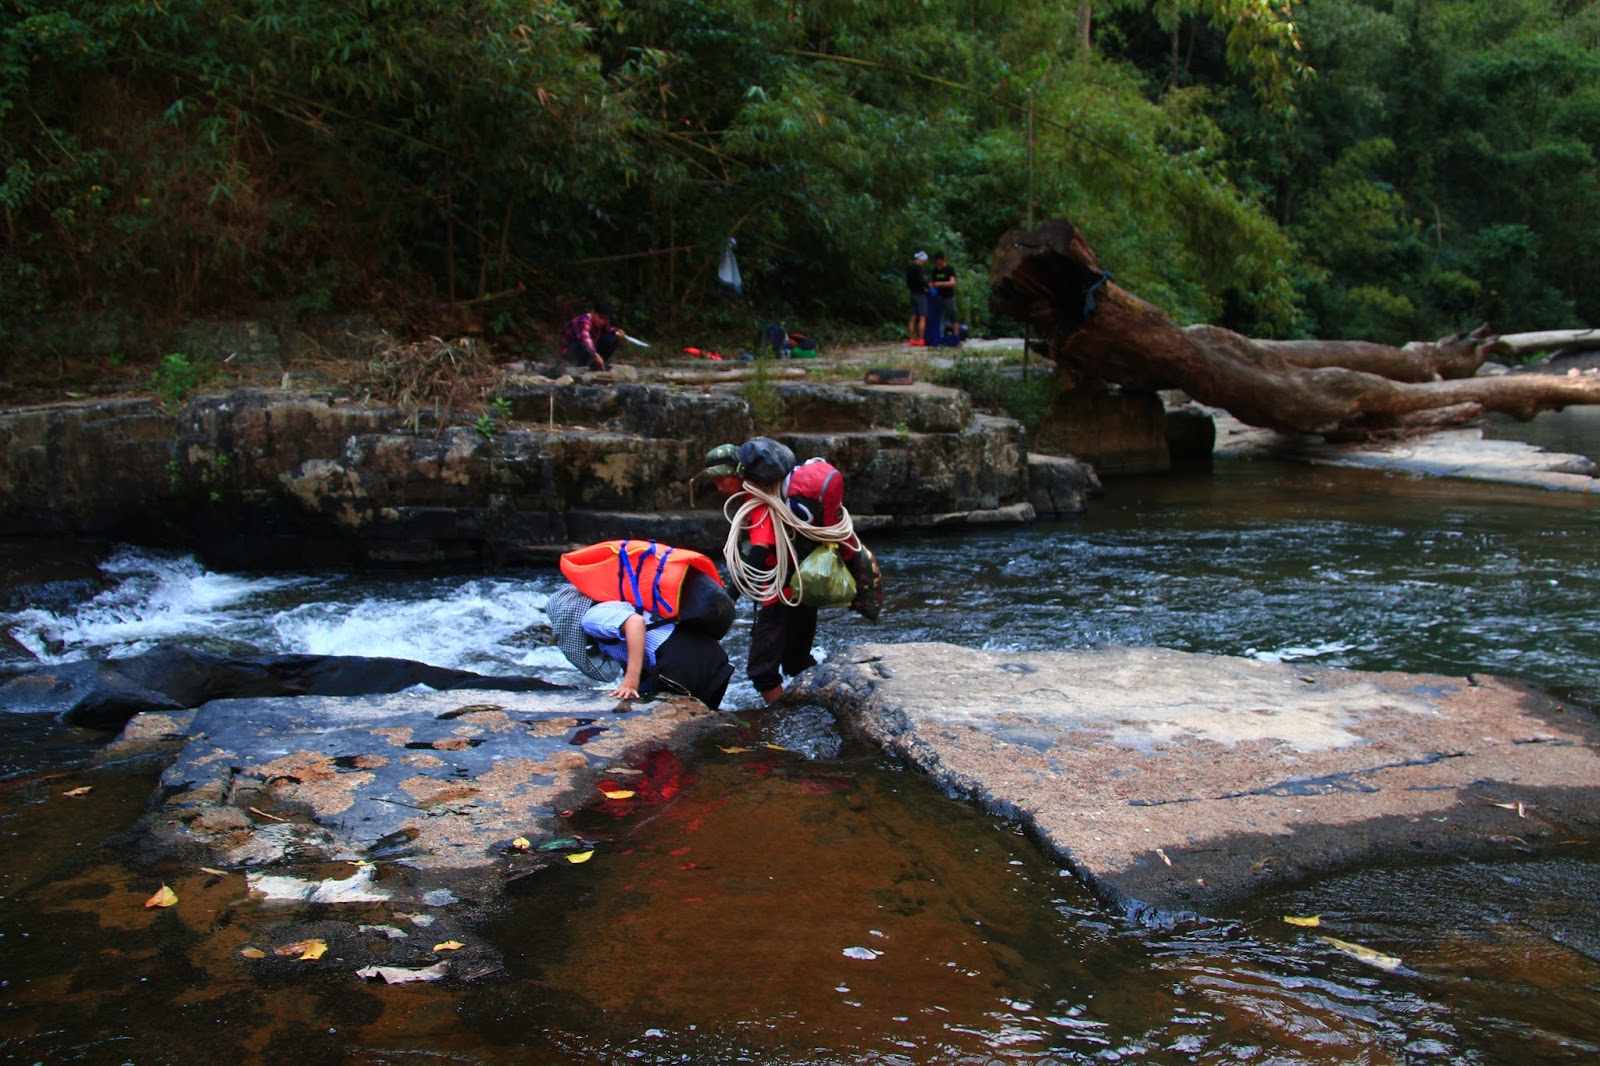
[717,237,742,294]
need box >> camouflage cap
[701,442,740,479]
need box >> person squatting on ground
[546,540,736,709]
[560,299,626,372]
[905,251,930,346]
[703,439,881,704]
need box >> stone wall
[0,377,1102,569]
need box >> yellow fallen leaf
[433,940,465,952]
[566,850,595,864]
[1319,935,1402,972]
[1155,847,1172,867]
[601,789,636,800]
[511,837,531,850]
[763,743,790,751]
[347,859,374,867]
[63,786,93,797]
[239,947,266,959]
[719,746,752,753]
[144,884,178,909]
[200,866,229,877]
[297,939,328,961]
[1283,914,1321,927]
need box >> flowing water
[3,417,1600,1063]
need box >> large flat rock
[796,643,1600,922]
[104,686,737,876]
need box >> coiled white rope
[721,480,859,605]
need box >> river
[1,415,1598,1063]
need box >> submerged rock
[2,647,560,727]
[795,642,1600,924]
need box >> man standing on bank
[929,251,959,337]
[905,251,930,347]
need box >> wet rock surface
[101,686,738,875]
[796,642,1600,923]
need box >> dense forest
[3,0,1596,351]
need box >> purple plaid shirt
[561,312,618,358]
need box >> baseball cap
[701,442,740,479]
[914,251,928,261]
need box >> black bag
[673,568,735,639]
[737,437,796,487]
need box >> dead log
[1495,328,1600,355]
[989,219,1600,440]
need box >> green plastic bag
[791,543,857,607]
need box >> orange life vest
[558,539,724,620]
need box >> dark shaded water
[3,423,1600,1063]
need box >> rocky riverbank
[0,371,1104,569]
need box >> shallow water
[3,416,1600,1063]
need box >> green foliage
[739,354,785,433]
[3,0,1594,349]
[933,353,1055,440]
[474,396,515,439]
[149,351,208,409]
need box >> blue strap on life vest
[617,539,676,617]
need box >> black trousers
[564,331,620,367]
[747,601,819,693]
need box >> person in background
[561,299,626,372]
[905,251,930,347]
[930,251,959,336]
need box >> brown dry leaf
[433,940,465,952]
[239,947,267,959]
[1283,914,1321,927]
[200,866,229,877]
[144,884,178,909]
[63,786,93,797]
[566,850,595,864]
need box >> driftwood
[989,220,1600,440]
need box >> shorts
[909,293,928,316]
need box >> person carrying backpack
[546,540,736,708]
[702,439,883,704]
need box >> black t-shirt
[905,263,928,293]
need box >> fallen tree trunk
[990,220,1600,439]
[1495,328,1600,356]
